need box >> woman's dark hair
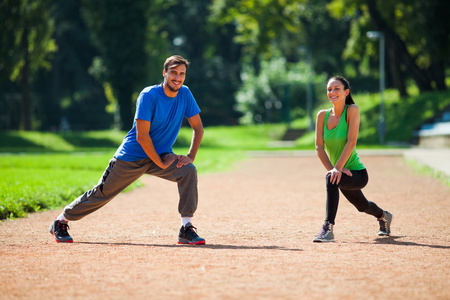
[329,76,355,105]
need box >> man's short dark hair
[164,55,189,72]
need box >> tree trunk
[366,0,433,92]
[20,24,32,131]
[430,59,447,91]
[387,46,407,97]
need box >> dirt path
[1,155,449,300]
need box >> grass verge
[405,158,450,187]
[0,125,284,221]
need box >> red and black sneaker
[49,219,73,243]
[178,223,205,245]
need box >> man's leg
[145,161,205,245]
[50,158,148,242]
[64,158,148,220]
[145,161,198,218]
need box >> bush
[235,57,326,125]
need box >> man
[49,55,205,245]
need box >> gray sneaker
[378,211,393,236]
[313,221,334,242]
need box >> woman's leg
[325,173,340,225]
[339,169,383,219]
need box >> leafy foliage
[235,57,326,124]
[0,0,56,130]
[81,0,160,130]
[328,0,450,94]
[0,0,448,132]
[210,0,303,57]
[0,0,56,82]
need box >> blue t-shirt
[114,84,201,161]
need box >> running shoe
[378,211,393,236]
[313,221,335,242]
[178,223,205,245]
[49,219,73,243]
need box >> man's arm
[176,114,204,168]
[136,119,176,169]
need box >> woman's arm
[315,110,334,171]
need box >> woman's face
[327,79,349,104]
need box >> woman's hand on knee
[342,168,352,177]
[325,168,351,185]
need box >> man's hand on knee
[161,153,178,169]
[176,155,193,168]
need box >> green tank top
[323,105,365,170]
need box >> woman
[313,76,392,242]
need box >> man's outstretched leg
[49,158,146,243]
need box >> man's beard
[165,81,181,92]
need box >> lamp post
[367,31,386,144]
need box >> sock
[181,217,192,227]
[56,213,68,223]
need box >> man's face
[163,64,187,93]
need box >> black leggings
[325,168,383,225]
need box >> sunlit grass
[0,151,144,220]
[0,125,284,220]
[0,168,101,219]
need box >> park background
[1,2,450,299]
[1,0,449,219]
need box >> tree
[81,0,156,130]
[32,0,113,131]
[210,0,304,68]
[365,0,432,92]
[328,0,449,94]
[294,0,351,77]
[0,0,56,130]
[209,0,357,124]
[161,0,243,125]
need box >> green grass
[1,130,127,152]
[0,125,284,221]
[0,151,145,220]
[175,124,286,150]
[355,89,450,144]
[1,168,103,219]
[405,158,450,187]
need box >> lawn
[0,125,285,221]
